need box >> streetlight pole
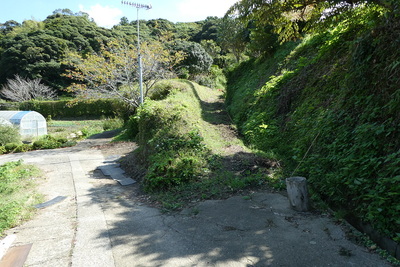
[121,1,152,105]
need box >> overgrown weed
[0,160,44,235]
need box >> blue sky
[1,0,239,28]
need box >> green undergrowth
[0,160,44,235]
[226,5,400,244]
[0,118,123,155]
[126,79,274,209]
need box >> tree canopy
[0,12,224,94]
[226,0,397,42]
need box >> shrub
[4,143,19,153]
[145,153,206,191]
[172,40,213,76]
[32,135,72,150]
[0,125,20,146]
[132,84,211,192]
[149,80,189,101]
[32,140,45,150]
[125,115,140,139]
[143,131,209,192]
[194,65,227,89]
[14,144,32,153]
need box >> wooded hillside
[0,10,227,95]
[226,2,400,254]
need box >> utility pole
[121,1,152,105]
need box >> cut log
[286,176,310,212]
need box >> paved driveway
[0,137,391,267]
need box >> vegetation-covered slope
[226,7,400,243]
[124,80,275,210]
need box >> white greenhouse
[0,111,47,137]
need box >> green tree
[44,12,114,53]
[172,40,213,76]
[0,31,68,88]
[200,39,221,59]
[147,19,175,38]
[217,16,248,62]
[0,11,119,91]
[227,0,395,43]
[119,17,129,26]
[175,22,202,40]
[192,16,221,42]
[247,23,278,57]
[63,38,184,109]
[0,20,21,35]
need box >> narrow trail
[0,85,392,267]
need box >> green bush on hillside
[226,6,400,242]
[131,82,211,192]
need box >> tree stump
[286,176,310,212]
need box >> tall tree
[172,40,213,76]
[192,16,221,42]
[0,11,118,90]
[217,16,248,62]
[63,38,184,109]
[0,31,68,88]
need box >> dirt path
[0,86,392,266]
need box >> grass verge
[47,117,123,138]
[0,160,44,236]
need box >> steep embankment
[125,80,277,209]
[226,8,400,256]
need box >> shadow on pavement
[86,157,389,267]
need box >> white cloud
[79,4,123,28]
[177,0,238,21]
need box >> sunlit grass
[47,117,123,139]
[0,160,44,235]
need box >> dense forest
[0,9,239,98]
[1,0,399,260]
[0,9,212,94]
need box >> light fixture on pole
[121,1,152,105]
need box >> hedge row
[0,99,131,119]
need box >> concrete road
[0,137,391,267]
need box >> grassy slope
[184,81,249,156]
[130,80,276,210]
[226,7,400,242]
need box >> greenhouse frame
[0,111,47,137]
